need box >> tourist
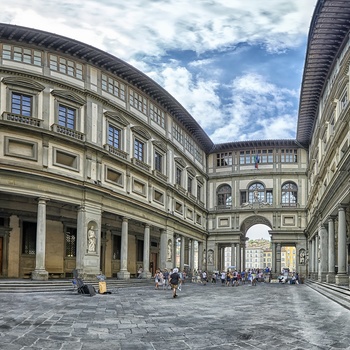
[169,268,181,298]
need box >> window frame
[217,184,232,208]
[281,182,298,207]
[134,138,145,162]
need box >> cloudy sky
[0,0,317,143]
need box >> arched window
[281,182,298,206]
[217,184,232,208]
[248,183,265,203]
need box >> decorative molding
[51,89,86,105]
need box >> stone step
[306,280,350,310]
[0,278,151,294]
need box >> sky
[0,0,318,143]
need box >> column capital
[37,197,50,203]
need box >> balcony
[51,124,85,141]
[152,169,168,182]
[104,144,128,160]
[131,157,151,172]
[2,112,42,127]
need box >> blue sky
[0,0,317,143]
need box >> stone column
[190,239,195,274]
[180,236,185,271]
[142,224,152,279]
[326,218,335,283]
[242,244,246,272]
[309,238,314,277]
[231,244,235,267]
[236,243,241,272]
[272,242,276,274]
[32,197,49,280]
[314,234,319,278]
[117,217,130,279]
[198,241,203,272]
[336,207,348,285]
[276,243,281,275]
[318,225,328,282]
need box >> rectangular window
[259,149,273,163]
[187,176,193,194]
[2,45,42,66]
[58,105,76,129]
[240,191,247,205]
[22,221,36,255]
[194,145,203,163]
[11,93,32,116]
[217,152,232,167]
[101,74,125,100]
[134,139,144,161]
[175,167,182,185]
[197,184,201,201]
[281,149,297,163]
[239,150,254,165]
[185,134,194,154]
[150,103,165,128]
[154,151,162,172]
[108,124,120,149]
[65,227,77,257]
[266,190,273,204]
[173,123,183,144]
[129,89,147,114]
[49,54,83,79]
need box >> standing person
[201,271,207,285]
[154,270,161,290]
[232,270,238,287]
[220,270,226,286]
[137,266,143,279]
[163,269,169,290]
[169,268,181,298]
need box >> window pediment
[51,90,86,106]
[174,157,186,168]
[152,140,167,152]
[187,167,196,177]
[2,77,45,92]
[131,126,151,140]
[104,111,129,126]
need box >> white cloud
[209,73,298,142]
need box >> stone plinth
[117,270,130,280]
[32,269,49,281]
[326,273,335,283]
[335,274,349,286]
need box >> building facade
[0,0,349,286]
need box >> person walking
[169,268,181,298]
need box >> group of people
[154,268,184,298]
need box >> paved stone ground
[0,281,350,350]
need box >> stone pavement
[0,281,350,350]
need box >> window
[49,55,83,79]
[239,150,254,165]
[150,103,165,128]
[22,221,36,255]
[248,183,265,203]
[101,74,125,100]
[65,227,77,257]
[281,182,298,206]
[129,89,147,114]
[108,124,121,149]
[155,151,162,172]
[258,149,273,163]
[173,123,183,144]
[185,134,194,154]
[2,45,42,66]
[58,105,76,129]
[11,93,32,116]
[197,184,202,201]
[194,145,203,163]
[240,191,247,205]
[340,89,348,111]
[134,138,144,161]
[175,167,182,186]
[217,184,232,207]
[281,149,297,163]
[187,176,193,194]
[217,152,232,167]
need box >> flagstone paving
[0,281,349,349]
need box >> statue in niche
[87,226,97,252]
[167,239,172,260]
[202,249,206,265]
[208,250,214,265]
[299,249,305,265]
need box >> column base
[318,272,327,282]
[117,270,130,280]
[141,271,152,279]
[335,274,349,286]
[32,269,49,281]
[326,273,336,283]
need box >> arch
[281,181,298,207]
[240,215,272,235]
[217,184,232,207]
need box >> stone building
[0,0,349,286]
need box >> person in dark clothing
[169,267,181,298]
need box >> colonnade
[308,207,348,286]
[30,198,205,280]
